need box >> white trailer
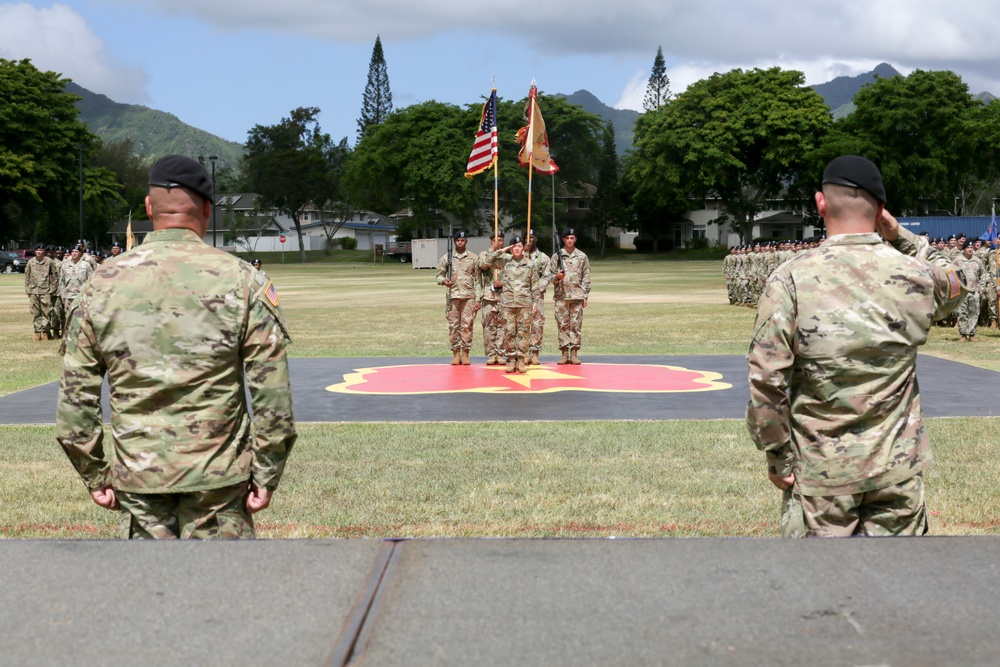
[411,237,491,269]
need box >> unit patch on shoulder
[265,281,279,307]
[946,270,962,300]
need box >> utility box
[411,237,491,269]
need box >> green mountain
[556,90,639,157]
[67,82,244,168]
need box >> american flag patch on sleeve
[946,270,962,299]
[265,281,279,306]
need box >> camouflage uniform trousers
[554,299,585,350]
[956,291,980,336]
[28,294,51,333]
[480,300,505,358]
[49,292,64,334]
[503,306,532,362]
[793,473,928,538]
[529,296,545,354]
[116,482,255,539]
[445,297,476,351]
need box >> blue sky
[3,1,1000,145]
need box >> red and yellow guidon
[326,362,731,395]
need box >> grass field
[1,255,998,538]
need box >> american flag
[465,89,498,178]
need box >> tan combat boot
[506,359,517,373]
[530,352,540,366]
[486,354,497,366]
[34,332,42,342]
[451,350,461,365]
[557,349,569,365]
[460,349,471,365]
[570,349,581,365]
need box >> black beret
[111,241,121,247]
[34,243,45,250]
[529,228,537,236]
[494,230,505,238]
[149,154,214,201]
[252,258,262,265]
[511,235,524,245]
[561,228,576,239]
[963,240,975,249]
[453,230,468,240]
[822,155,886,204]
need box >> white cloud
[0,2,147,102]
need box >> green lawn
[1,256,998,538]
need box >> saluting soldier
[436,230,481,365]
[482,234,539,374]
[477,231,506,365]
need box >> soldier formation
[437,227,590,371]
[722,238,824,308]
[22,241,112,341]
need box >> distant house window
[693,229,706,239]
[578,199,590,209]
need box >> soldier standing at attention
[747,155,969,537]
[477,231,506,366]
[525,229,549,365]
[56,154,296,539]
[24,243,56,341]
[955,240,986,342]
[482,235,539,374]
[46,245,64,339]
[542,228,591,365]
[436,230,481,365]
[59,245,93,318]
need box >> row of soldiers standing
[436,228,591,373]
[940,235,1000,340]
[722,239,825,307]
[23,241,119,340]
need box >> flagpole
[493,160,499,241]
[526,92,534,240]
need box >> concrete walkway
[3,537,998,666]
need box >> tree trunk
[293,213,307,264]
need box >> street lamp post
[209,156,218,247]
[78,143,85,241]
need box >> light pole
[78,143,85,241]
[209,156,218,247]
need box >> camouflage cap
[822,155,886,204]
[149,154,214,201]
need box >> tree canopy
[626,67,831,243]
[643,46,670,112]
[243,107,337,263]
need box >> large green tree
[643,46,671,112]
[0,58,116,246]
[839,69,980,215]
[243,107,336,263]
[589,121,623,257]
[357,35,393,143]
[626,67,831,244]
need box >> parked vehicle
[0,251,17,273]
[385,241,413,263]
[7,249,32,273]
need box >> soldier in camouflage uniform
[24,243,56,341]
[747,156,969,538]
[482,235,539,373]
[59,245,93,317]
[46,245,64,339]
[526,229,549,364]
[56,155,296,539]
[477,231,506,365]
[955,241,986,341]
[541,228,591,364]
[436,230,482,365]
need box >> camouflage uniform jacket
[956,254,986,293]
[477,250,502,303]
[24,256,56,295]
[528,249,550,285]
[56,228,297,494]
[436,250,481,300]
[59,258,93,300]
[542,248,591,300]
[746,227,969,496]
[482,250,539,308]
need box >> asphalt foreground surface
[4,355,1000,666]
[2,354,999,423]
